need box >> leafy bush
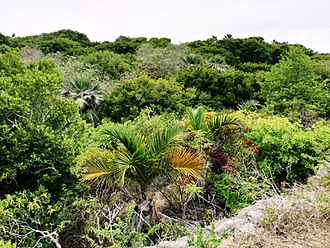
[237,62,272,72]
[103,76,196,122]
[260,47,330,119]
[233,111,322,185]
[0,239,16,248]
[0,186,75,247]
[177,66,259,109]
[0,52,85,196]
[40,38,81,55]
[82,50,135,80]
[312,120,330,159]
[214,173,268,212]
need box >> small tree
[260,47,330,118]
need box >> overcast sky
[1,0,329,53]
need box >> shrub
[260,47,330,118]
[214,173,268,213]
[102,76,196,122]
[177,66,259,109]
[233,111,322,185]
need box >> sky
[1,0,329,53]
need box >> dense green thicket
[0,51,85,195]
[260,47,330,120]
[177,66,259,109]
[102,76,196,122]
[0,30,329,247]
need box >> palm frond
[185,106,205,131]
[103,125,153,186]
[169,146,204,181]
[149,125,180,157]
[103,125,144,155]
[85,109,101,125]
[61,75,104,114]
[76,98,88,110]
[238,100,261,111]
[81,152,113,185]
[70,76,95,92]
[81,151,134,188]
[110,151,133,187]
[207,114,242,137]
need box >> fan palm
[81,124,205,193]
[60,75,103,123]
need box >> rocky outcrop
[147,195,290,248]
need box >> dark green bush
[177,66,259,109]
[102,76,196,122]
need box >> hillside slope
[150,161,330,248]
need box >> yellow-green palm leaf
[81,151,131,188]
[81,151,113,184]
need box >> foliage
[82,50,135,80]
[0,51,85,196]
[0,51,25,76]
[45,29,90,44]
[94,36,148,54]
[40,38,81,55]
[169,147,204,181]
[183,53,204,66]
[312,120,330,159]
[237,99,261,111]
[184,106,242,142]
[81,123,204,191]
[2,29,330,247]
[8,29,92,56]
[148,37,171,48]
[187,36,276,66]
[103,76,196,122]
[0,239,16,248]
[177,66,259,109]
[214,172,268,212]
[61,75,103,124]
[0,33,9,45]
[260,47,330,119]
[137,44,189,79]
[207,115,242,139]
[85,201,165,247]
[128,108,179,137]
[185,106,206,131]
[0,186,76,247]
[237,62,272,72]
[233,111,323,185]
[187,223,227,248]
